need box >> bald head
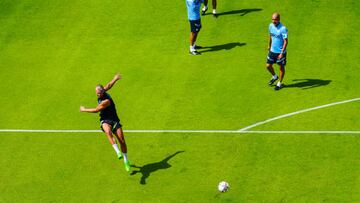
[95,84,105,98]
[272,12,280,25]
[272,13,280,20]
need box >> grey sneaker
[268,76,279,85]
[274,83,283,91]
[189,50,200,55]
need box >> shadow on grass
[198,42,246,53]
[285,79,332,90]
[130,151,185,185]
[204,8,262,17]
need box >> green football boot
[124,160,131,172]
[117,152,123,159]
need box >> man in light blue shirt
[186,0,203,55]
[266,12,288,90]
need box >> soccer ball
[218,181,230,192]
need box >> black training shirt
[97,92,120,122]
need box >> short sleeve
[269,24,272,34]
[282,28,288,39]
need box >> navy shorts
[189,19,201,33]
[267,51,287,66]
[100,120,122,134]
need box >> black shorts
[100,120,122,134]
[189,19,201,33]
[267,51,287,66]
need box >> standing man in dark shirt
[80,74,131,172]
[201,0,217,17]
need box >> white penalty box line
[0,129,360,134]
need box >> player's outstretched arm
[104,74,121,91]
[80,100,110,113]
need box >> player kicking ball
[80,74,131,172]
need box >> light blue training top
[186,0,203,20]
[269,22,288,53]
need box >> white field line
[0,129,360,134]
[238,98,360,132]
[0,98,359,135]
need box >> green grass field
[1,0,360,202]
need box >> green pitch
[1,0,360,202]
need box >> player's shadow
[285,79,332,90]
[130,151,185,185]
[206,8,262,17]
[198,42,246,53]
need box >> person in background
[186,0,203,55]
[266,12,288,91]
[202,0,217,17]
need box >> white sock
[202,6,207,11]
[273,74,278,79]
[277,81,282,86]
[112,144,120,154]
[122,153,128,162]
[190,45,196,52]
[213,9,217,14]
